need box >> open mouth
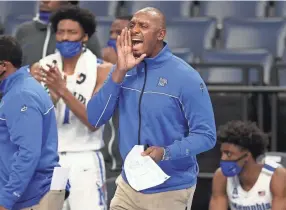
[132,38,143,47]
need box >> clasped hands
[30,63,66,99]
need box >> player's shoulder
[98,62,113,73]
[272,167,286,181]
[213,168,227,183]
[269,167,286,194]
[97,62,113,83]
[211,168,228,194]
[214,168,225,177]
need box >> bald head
[129,7,167,58]
[135,7,166,29]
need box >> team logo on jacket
[21,105,28,112]
[158,77,168,87]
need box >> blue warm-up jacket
[0,66,62,210]
[87,43,216,193]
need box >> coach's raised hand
[112,27,146,83]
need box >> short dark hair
[217,120,268,159]
[50,5,96,38]
[0,35,22,68]
[116,15,133,21]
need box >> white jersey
[39,49,105,152]
[227,162,278,210]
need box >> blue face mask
[220,153,248,177]
[39,11,51,24]
[56,41,82,58]
[106,39,117,52]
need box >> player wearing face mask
[30,5,110,210]
[209,121,286,210]
[101,15,132,64]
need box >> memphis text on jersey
[230,201,271,210]
[230,187,271,210]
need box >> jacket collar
[139,42,172,70]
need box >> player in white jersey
[30,5,110,210]
[209,121,286,210]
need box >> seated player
[209,120,286,210]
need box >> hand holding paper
[141,146,165,162]
[124,145,170,191]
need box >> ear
[82,34,88,43]
[245,151,253,162]
[157,29,166,41]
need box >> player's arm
[0,92,43,210]
[209,168,229,210]
[271,167,286,210]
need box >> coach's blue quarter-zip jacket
[0,66,62,210]
[87,43,216,193]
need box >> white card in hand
[124,145,170,191]
[50,167,70,190]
